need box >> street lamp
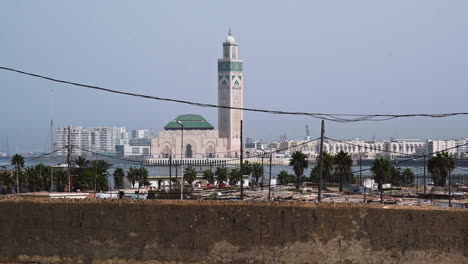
[176,120,184,200]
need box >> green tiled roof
[164,114,214,130]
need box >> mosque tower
[218,29,243,158]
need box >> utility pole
[50,89,54,192]
[260,151,265,191]
[268,153,272,201]
[16,162,19,194]
[94,152,98,192]
[176,120,184,200]
[360,153,365,204]
[318,120,325,202]
[423,151,427,195]
[67,126,72,193]
[169,155,172,195]
[448,169,452,207]
[137,161,143,199]
[240,120,244,200]
[50,119,54,192]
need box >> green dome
[164,114,214,130]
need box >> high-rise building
[218,29,243,158]
[91,127,117,153]
[57,126,120,156]
[56,126,91,156]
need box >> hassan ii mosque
[150,31,244,159]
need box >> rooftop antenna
[229,26,231,35]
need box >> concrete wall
[0,199,466,264]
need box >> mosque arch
[162,143,172,158]
[206,143,216,158]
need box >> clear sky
[1,0,468,153]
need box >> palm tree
[371,157,393,204]
[401,168,415,187]
[251,162,264,186]
[53,169,68,192]
[428,152,455,186]
[289,151,308,189]
[202,169,215,185]
[390,167,402,186]
[85,159,112,191]
[73,156,91,190]
[24,164,50,192]
[277,170,294,185]
[215,166,228,187]
[334,151,353,192]
[228,168,240,186]
[113,167,125,189]
[127,166,138,188]
[184,166,197,185]
[11,154,25,169]
[0,168,14,194]
[73,156,91,169]
[242,161,253,176]
[137,167,150,188]
[11,154,24,193]
[315,152,335,189]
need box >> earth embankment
[0,199,466,264]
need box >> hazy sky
[1,0,468,153]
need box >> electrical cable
[24,146,67,162]
[73,146,144,164]
[3,66,468,122]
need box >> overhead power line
[2,66,468,122]
[350,142,468,175]
[24,146,67,162]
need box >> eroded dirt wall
[0,199,466,264]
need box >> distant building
[277,138,425,160]
[131,129,149,139]
[151,114,228,159]
[117,130,151,158]
[56,126,91,156]
[383,139,425,159]
[56,126,120,156]
[455,138,468,159]
[150,31,243,159]
[427,140,457,156]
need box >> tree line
[0,154,151,194]
[1,151,456,194]
[277,150,456,190]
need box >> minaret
[218,29,243,158]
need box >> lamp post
[176,120,184,200]
[260,149,266,191]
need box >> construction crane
[305,125,310,141]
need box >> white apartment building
[455,138,468,159]
[278,138,426,160]
[56,126,91,156]
[57,126,121,156]
[91,127,117,153]
[427,140,457,156]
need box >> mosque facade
[150,31,243,159]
